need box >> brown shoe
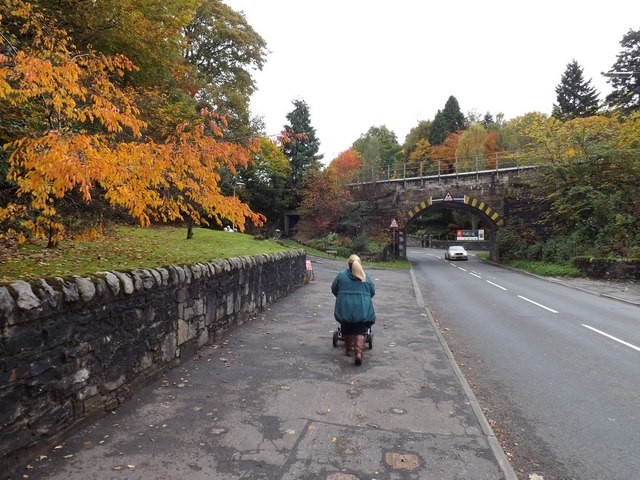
[354,335,365,365]
[345,335,354,357]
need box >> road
[409,247,640,480]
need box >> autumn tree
[282,99,323,194]
[430,132,461,173]
[0,2,263,245]
[0,2,146,246]
[28,0,199,141]
[408,139,431,174]
[495,112,553,164]
[326,149,362,185]
[605,28,640,114]
[28,0,268,141]
[552,60,600,120]
[296,169,353,239]
[403,120,431,173]
[352,125,402,178]
[507,114,640,260]
[456,124,489,170]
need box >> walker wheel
[368,335,373,350]
[332,331,339,347]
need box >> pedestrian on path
[331,254,376,365]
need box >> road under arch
[400,194,504,261]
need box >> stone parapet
[0,251,306,477]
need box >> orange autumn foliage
[430,131,461,173]
[326,149,362,185]
[0,1,263,245]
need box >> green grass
[0,226,294,283]
[475,252,583,277]
[282,239,411,270]
[506,260,584,277]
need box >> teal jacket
[331,269,376,323]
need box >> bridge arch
[400,194,504,261]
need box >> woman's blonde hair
[348,254,366,282]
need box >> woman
[331,254,376,365]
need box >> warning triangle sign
[390,219,399,228]
[443,192,454,201]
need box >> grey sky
[224,1,639,163]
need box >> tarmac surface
[11,255,516,480]
[11,255,638,480]
[547,275,640,307]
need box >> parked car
[445,245,468,261]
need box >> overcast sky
[223,1,639,164]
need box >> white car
[445,245,468,261]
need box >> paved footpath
[12,256,516,480]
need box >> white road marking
[582,324,640,353]
[458,267,467,272]
[469,272,482,279]
[517,295,558,313]
[487,280,507,291]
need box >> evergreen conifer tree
[552,60,600,120]
[429,110,447,145]
[282,99,323,190]
[442,96,466,132]
[429,96,465,145]
[605,28,640,114]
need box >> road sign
[390,219,399,228]
[443,192,454,201]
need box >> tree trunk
[46,223,58,248]
[186,219,194,239]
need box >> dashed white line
[458,267,467,272]
[582,324,640,352]
[517,295,559,313]
[487,280,507,291]
[469,272,482,279]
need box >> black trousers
[340,322,374,336]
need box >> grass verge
[505,260,583,277]
[0,226,294,283]
[475,251,583,277]
[282,239,411,270]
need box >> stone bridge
[349,166,538,261]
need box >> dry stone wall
[0,251,306,476]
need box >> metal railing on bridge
[352,153,539,185]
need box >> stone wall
[0,251,306,477]
[573,257,640,280]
